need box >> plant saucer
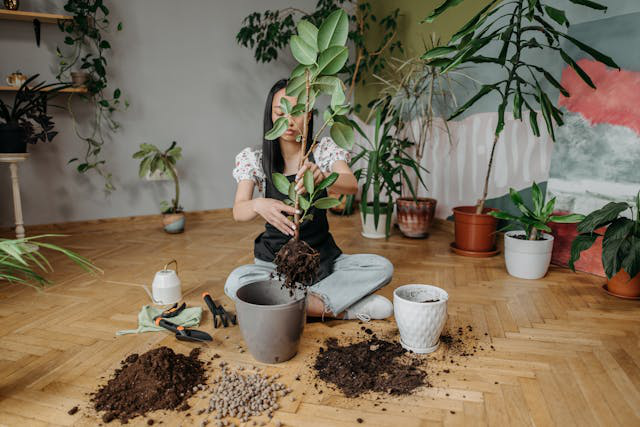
[449,242,500,258]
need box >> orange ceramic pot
[452,206,498,254]
[606,270,640,299]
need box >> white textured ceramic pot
[393,284,448,354]
[360,210,388,239]
[504,230,554,279]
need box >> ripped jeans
[224,254,393,316]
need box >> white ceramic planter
[360,211,388,239]
[393,284,448,354]
[504,231,554,279]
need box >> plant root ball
[273,239,320,293]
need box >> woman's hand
[295,160,325,195]
[253,198,299,236]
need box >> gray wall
[0,0,315,227]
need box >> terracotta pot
[162,212,185,234]
[606,270,640,299]
[396,197,437,238]
[452,206,498,253]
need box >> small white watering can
[143,260,182,305]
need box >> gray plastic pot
[235,280,307,364]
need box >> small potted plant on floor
[489,182,583,279]
[133,141,185,234]
[569,192,640,298]
[354,106,426,239]
[0,75,69,153]
[423,0,618,256]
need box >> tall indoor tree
[422,0,618,214]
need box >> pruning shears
[202,293,237,328]
[153,302,212,343]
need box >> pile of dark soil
[273,239,320,293]
[91,347,205,424]
[314,338,428,397]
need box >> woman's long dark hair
[262,79,314,194]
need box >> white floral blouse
[232,137,351,193]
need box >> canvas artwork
[548,12,640,215]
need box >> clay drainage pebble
[90,346,205,424]
[208,361,291,424]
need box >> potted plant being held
[0,75,69,153]
[133,141,185,234]
[354,106,426,239]
[489,182,583,279]
[569,192,640,299]
[423,0,618,256]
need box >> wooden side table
[0,153,29,239]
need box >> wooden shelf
[0,85,87,93]
[0,9,72,24]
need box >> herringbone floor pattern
[0,210,638,426]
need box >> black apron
[254,153,342,282]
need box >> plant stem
[294,69,311,240]
[476,0,524,215]
[528,226,538,240]
[166,160,180,213]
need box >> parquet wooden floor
[1,209,639,426]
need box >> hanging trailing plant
[56,0,127,192]
[236,0,402,108]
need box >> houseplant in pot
[133,141,185,234]
[353,106,426,239]
[423,0,618,256]
[0,75,69,153]
[489,182,583,279]
[569,192,640,298]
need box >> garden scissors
[153,302,212,342]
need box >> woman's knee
[347,253,394,283]
[224,264,261,300]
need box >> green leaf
[449,0,499,43]
[421,46,457,61]
[509,187,534,217]
[301,214,314,222]
[331,84,345,108]
[568,0,607,11]
[117,22,123,31]
[113,88,121,99]
[290,35,317,66]
[138,156,152,178]
[531,182,543,215]
[313,197,341,209]
[496,100,506,136]
[314,76,341,94]
[513,88,523,120]
[317,172,339,191]
[317,9,349,50]
[621,238,640,279]
[560,50,596,89]
[280,97,292,115]
[541,69,570,97]
[423,0,464,23]
[99,40,112,49]
[558,33,619,70]
[288,182,296,202]
[303,169,314,194]
[449,85,494,120]
[291,64,308,79]
[489,211,521,222]
[316,46,348,75]
[291,103,305,116]
[577,202,629,233]
[272,173,290,195]
[265,117,289,140]
[330,122,354,150]
[297,20,318,48]
[299,195,310,210]
[602,236,626,279]
[529,109,540,137]
[549,213,584,223]
[544,6,569,27]
[568,233,598,271]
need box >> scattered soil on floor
[314,338,429,397]
[67,406,78,415]
[439,325,483,358]
[91,346,205,424]
[273,239,320,293]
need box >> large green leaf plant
[569,192,640,280]
[266,9,355,240]
[422,0,618,214]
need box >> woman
[225,79,393,321]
